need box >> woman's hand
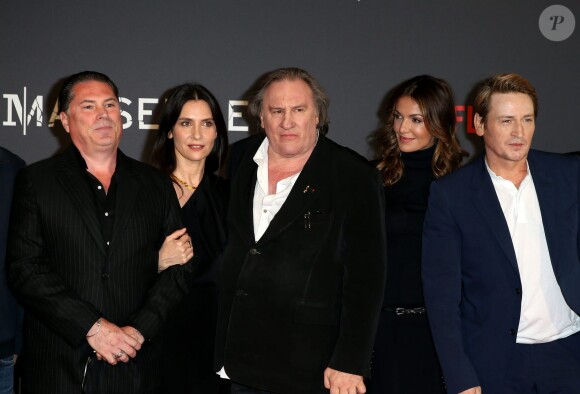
[158,228,194,272]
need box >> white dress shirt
[486,160,580,344]
[252,138,301,241]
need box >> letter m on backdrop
[3,87,43,135]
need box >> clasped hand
[86,318,144,365]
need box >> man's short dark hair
[58,71,119,114]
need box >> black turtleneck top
[382,144,436,306]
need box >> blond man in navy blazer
[422,74,580,393]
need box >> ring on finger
[113,351,124,359]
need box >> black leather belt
[395,307,425,315]
[383,306,426,316]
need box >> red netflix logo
[455,105,475,134]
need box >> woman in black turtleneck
[369,75,467,394]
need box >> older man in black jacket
[215,68,387,394]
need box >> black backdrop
[1,1,578,165]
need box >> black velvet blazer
[215,135,387,393]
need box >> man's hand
[460,387,482,394]
[121,326,145,345]
[158,228,193,272]
[324,367,366,394]
[86,318,142,365]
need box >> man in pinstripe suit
[7,71,195,393]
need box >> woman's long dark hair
[377,75,467,185]
[151,83,228,179]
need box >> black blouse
[180,173,228,284]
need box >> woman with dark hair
[152,83,229,393]
[369,75,467,393]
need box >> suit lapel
[109,152,140,255]
[230,137,261,247]
[471,155,519,273]
[528,151,559,273]
[257,137,330,245]
[56,147,106,255]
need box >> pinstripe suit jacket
[7,146,196,394]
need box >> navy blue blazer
[422,150,580,393]
[0,147,25,358]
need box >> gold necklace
[173,175,197,191]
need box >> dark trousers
[503,331,580,393]
[230,382,277,394]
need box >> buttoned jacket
[215,134,387,393]
[422,150,580,394]
[8,146,196,394]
